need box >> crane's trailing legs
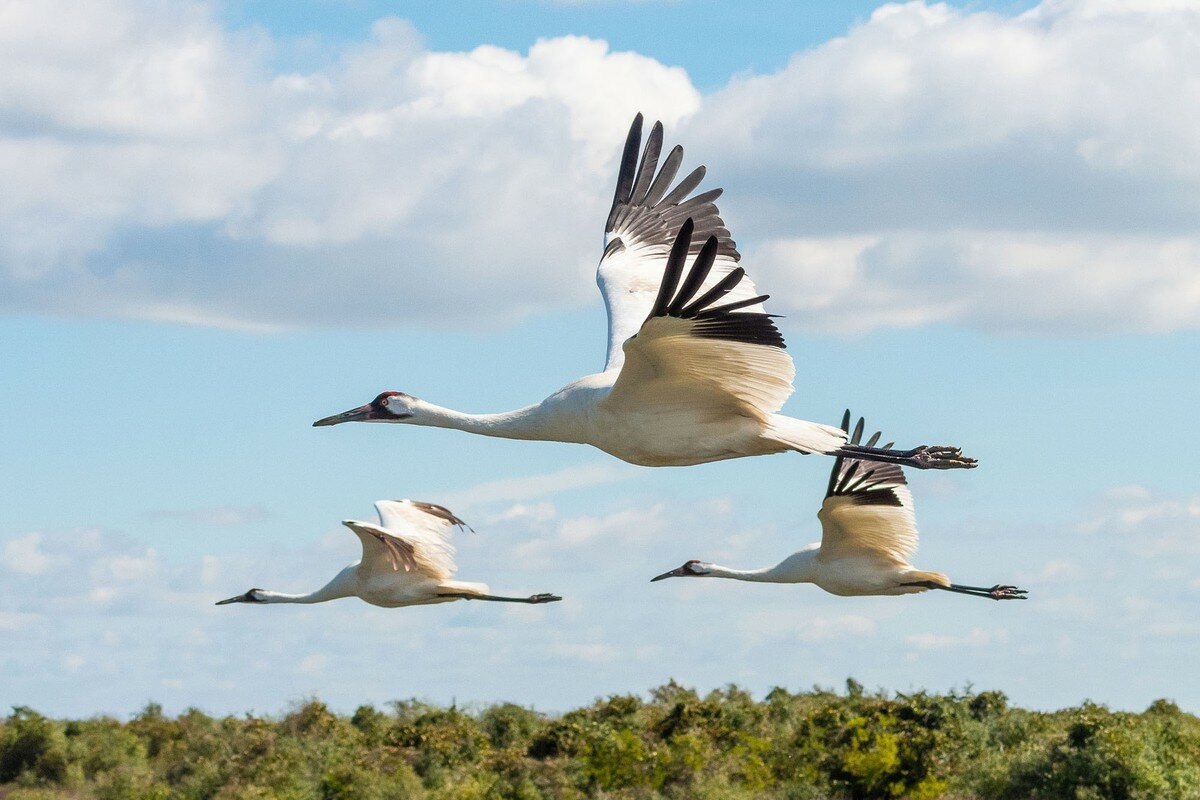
[437,592,562,604]
[837,443,976,470]
[902,580,1027,600]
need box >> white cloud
[438,462,640,509]
[297,654,328,674]
[2,484,1199,717]
[2,533,56,575]
[1077,485,1200,554]
[0,2,698,330]
[687,0,1200,334]
[93,550,159,583]
[508,503,667,569]
[0,611,42,631]
[796,614,878,642]
[3,0,1199,334]
[548,642,621,663]
[906,627,1009,649]
[750,233,1200,334]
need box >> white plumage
[314,115,975,472]
[651,413,1026,601]
[215,500,561,609]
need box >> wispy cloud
[145,505,269,526]
[906,627,1009,650]
[438,462,640,509]
[1077,485,1200,554]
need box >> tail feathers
[437,580,489,597]
[765,415,847,455]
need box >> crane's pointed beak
[650,566,687,582]
[313,404,372,427]
[216,589,262,605]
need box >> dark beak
[650,566,688,583]
[313,404,372,427]
[216,589,260,605]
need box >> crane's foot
[907,445,977,470]
[988,585,1027,601]
[527,593,562,604]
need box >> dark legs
[838,443,978,470]
[902,581,1027,600]
[438,592,562,604]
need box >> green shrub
[0,707,70,785]
[3,684,1200,799]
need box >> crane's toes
[988,584,1027,600]
[529,593,562,604]
[910,445,978,470]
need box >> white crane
[651,412,1026,601]
[314,115,974,472]
[215,500,561,608]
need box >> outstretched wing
[817,412,918,564]
[345,500,467,580]
[603,220,795,422]
[598,114,767,372]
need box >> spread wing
[817,412,918,564]
[344,500,467,580]
[598,114,767,372]
[603,220,795,422]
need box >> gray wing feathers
[604,114,738,261]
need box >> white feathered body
[529,367,843,468]
[353,568,489,608]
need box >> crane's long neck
[255,571,355,604]
[704,550,818,584]
[409,401,562,441]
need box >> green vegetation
[2,682,1198,799]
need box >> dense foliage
[2,682,1198,799]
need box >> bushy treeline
[2,681,1199,800]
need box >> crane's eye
[381,396,390,406]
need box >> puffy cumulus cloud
[5,0,1200,335]
[750,233,1200,334]
[2,532,57,575]
[689,0,1200,334]
[0,0,698,330]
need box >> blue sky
[2,0,1199,718]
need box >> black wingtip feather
[643,144,683,206]
[826,410,853,498]
[667,235,718,315]
[630,121,664,206]
[650,219,694,317]
[644,225,784,350]
[694,293,770,317]
[679,267,744,317]
[827,412,909,503]
[660,165,706,206]
[851,417,865,446]
[606,114,644,232]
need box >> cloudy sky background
[2,0,1199,717]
